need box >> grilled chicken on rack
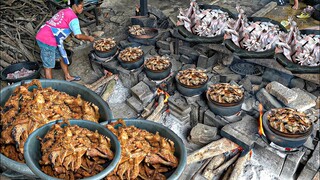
[0,80,100,162]
[105,119,178,180]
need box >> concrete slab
[287,88,316,112]
[221,115,259,151]
[256,88,282,110]
[266,81,298,105]
[126,96,144,113]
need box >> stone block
[181,64,196,70]
[287,88,316,112]
[280,151,305,180]
[126,96,144,113]
[239,77,252,92]
[266,81,298,105]
[159,49,171,56]
[179,54,194,64]
[209,74,220,85]
[204,110,229,128]
[130,81,154,104]
[241,97,257,112]
[297,143,320,180]
[190,103,199,128]
[305,81,319,92]
[101,59,119,74]
[289,78,305,89]
[168,103,191,116]
[156,40,170,50]
[197,54,208,69]
[256,88,282,110]
[221,115,258,151]
[118,66,143,88]
[168,93,191,112]
[169,110,190,124]
[178,46,199,61]
[246,75,263,84]
[207,52,221,68]
[188,123,219,145]
[262,68,293,86]
[251,144,285,176]
[220,74,242,83]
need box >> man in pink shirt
[36,0,94,81]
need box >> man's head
[69,0,84,14]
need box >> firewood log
[101,79,117,101]
[147,94,164,121]
[229,150,251,180]
[202,154,226,179]
[187,138,239,165]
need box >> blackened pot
[100,119,187,180]
[94,46,118,58]
[206,92,244,116]
[53,49,73,69]
[275,30,320,74]
[144,62,172,80]
[313,4,320,21]
[0,62,41,83]
[262,110,313,148]
[0,79,113,177]
[175,75,208,97]
[224,17,287,59]
[118,54,145,70]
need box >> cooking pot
[0,79,113,177]
[94,45,118,58]
[100,119,187,180]
[177,4,236,44]
[275,29,320,73]
[262,109,313,148]
[0,62,40,83]
[206,92,244,116]
[312,4,320,21]
[118,53,145,70]
[24,120,121,180]
[144,62,172,80]
[224,17,287,58]
[175,74,208,97]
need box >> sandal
[66,76,81,82]
[296,12,311,19]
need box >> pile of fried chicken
[207,83,244,104]
[0,80,100,162]
[105,119,179,180]
[39,121,114,179]
[177,68,208,87]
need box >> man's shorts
[36,40,61,68]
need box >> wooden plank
[252,2,278,17]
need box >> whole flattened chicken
[0,80,100,162]
[105,119,178,180]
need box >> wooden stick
[101,79,117,101]
[221,163,236,180]
[202,154,226,179]
[229,150,251,180]
[187,138,239,165]
[206,153,240,180]
[86,75,115,91]
[141,98,155,118]
[147,94,165,121]
[0,51,16,64]
[191,157,213,180]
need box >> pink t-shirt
[36,8,78,46]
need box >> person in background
[36,0,94,81]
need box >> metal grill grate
[230,62,264,76]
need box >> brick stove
[88,9,319,180]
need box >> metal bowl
[0,79,113,177]
[144,62,172,80]
[224,17,287,58]
[0,62,41,83]
[262,110,313,148]
[100,119,187,180]
[24,120,121,180]
[128,27,159,39]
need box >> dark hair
[69,0,84,6]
